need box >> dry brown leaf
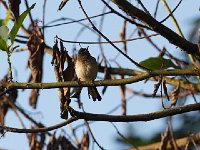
[47,132,59,150]
[47,133,77,150]
[29,126,46,150]
[79,132,90,150]
[0,75,17,134]
[162,80,170,101]
[152,79,162,97]
[102,66,111,95]
[52,39,74,118]
[27,25,44,109]
[159,126,170,150]
[171,83,180,107]
[8,0,21,20]
[58,0,70,11]
[119,75,126,116]
[58,135,77,150]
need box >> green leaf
[0,25,9,51]
[2,10,11,26]
[0,25,9,41]
[0,38,8,51]
[139,57,180,70]
[9,3,36,44]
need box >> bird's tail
[88,86,102,101]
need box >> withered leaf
[29,126,46,150]
[102,66,111,95]
[58,135,77,150]
[152,79,162,97]
[119,75,126,116]
[162,80,170,101]
[80,132,90,150]
[8,0,21,20]
[27,25,44,109]
[47,132,59,150]
[171,82,180,107]
[159,126,170,150]
[0,75,17,134]
[58,0,70,11]
[47,133,77,150]
[52,40,74,119]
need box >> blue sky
[0,0,200,149]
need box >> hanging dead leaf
[171,82,180,106]
[27,24,45,109]
[58,134,77,150]
[0,75,18,134]
[47,133,77,150]
[63,50,75,100]
[29,125,46,150]
[79,132,90,150]
[52,39,75,119]
[159,126,170,150]
[152,79,162,97]
[47,132,59,150]
[58,0,70,11]
[162,80,170,101]
[8,0,21,20]
[102,66,111,95]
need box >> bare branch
[0,117,77,133]
[111,0,199,54]
[68,103,200,122]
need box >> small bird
[74,47,101,101]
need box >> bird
[74,47,102,101]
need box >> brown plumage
[75,48,101,101]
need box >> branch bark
[111,0,199,54]
[1,69,200,91]
[0,117,77,133]
[68,103,200,122]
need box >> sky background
[0,0,200,149]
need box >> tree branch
[68,103,200,122]
[0,69,200,90]
[0,117,78,133]
[111,0,199,54]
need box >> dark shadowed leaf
[29,126,46,150]
[27,25,44,109]
[9,3,36,44]
[0,39,8,51]
[8,0,21,20]
[58,0,69,11]
[0,75,17,134]
[139,57,180,70]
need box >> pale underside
[75,57,98,81]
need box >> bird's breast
[75,59,98,81]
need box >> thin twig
[77,0,151,71]
[58,34,158,44]
[111,123,139,150]
[84,120,105,150]
[160,0,183,23]
[135,0,151,15]
[43,11,112,28]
